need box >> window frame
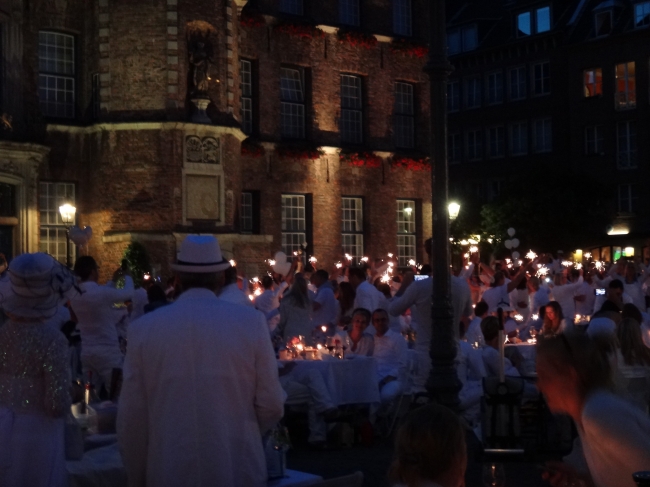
[509,121,528,156]
[584,125,604,156]
[533,117,552,153]
[396,199,416,267]
[508,65,527,101]
[448,132,462,163]
[634,1,650,28]
[486,70,504,105]
[240,191,260,234]
[39,181,76,265]
[465,76,482,109]
[532,61,551,97]
[486,125,505,159]
[516,5,551,37]
[393,0,412,37]
[447,80,460,112]
[394,81,415,149]
[615,61,636,110]
[341,196,364,261]
[583,68,603,98]
[466,128,483,161]
[339,0,360,26]
[281,193,312,259]
[594,10,612,36]
[340,74,364,145]
[617,121,637,169]
[280,66,306,140]
[38,31,76,119]
[618,184,638,214]
[240,59,255,135]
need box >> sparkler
[562,260,574,267]
[321,325,327,332]
[248,295,254,301]
[345,253,352,261]
[526,250,537,260]
[229,259,237,267]
[381,274,391,283]
[537,266,549,277]
[584,252,592,259]
[505,258,511,264]
[387,253,394,258]
[361,256,369,263]
[408,259,416,266]
[575,263,583,270]
[335,262,343,269]
[252,277,259,282]
[309,256,317,264]
[469,246,479,253]
[464,253,470,259]
[268,259,276,266]
[514,314,524,322]
[532,314,539,321]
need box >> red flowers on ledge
[239,11,265,28]
[340,151,382,168]
[337,30,378,49]
[274,23,325,40]
[275,146,323,160]
[389,39,429,59]
[240,140,265,158]
[391,156,431,171]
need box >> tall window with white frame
[339,0,360,26]
[509,121,528,156]
[487,71,503,104]
[340,75,363,144]
[533,118,552,153]
[393,0,412,36]
[38,31,75,118]
[240,59,254,135]
[532,61,550,96]
[634,2,650,28]
[615,62,636,110]
[396,200,416,267]
[280,67,305,139]
[341,197,364,261]
[394,82,415,149]
[280,0,303,15]
[508,66,527,100]
[466,129,482,160]
[618,184,638,214]
[585,125,604,155]
[39,182,75,265]
[617,121,637,169]
[240,192,253,234]
[281,194,307,257]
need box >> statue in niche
[186,21,216,99]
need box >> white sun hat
[0,252,78,320]
[171,235,231,273]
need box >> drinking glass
[482,463,505,487]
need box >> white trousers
[81,347,124,393]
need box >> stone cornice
[0,141,50,162]
[47,122,248,141]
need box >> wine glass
[482,463,505,487]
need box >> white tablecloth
[67,443,323,487]
[285,356,380,405]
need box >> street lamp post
[59,203,76,268]
[426,0,461,409]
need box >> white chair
[315,471,364,487]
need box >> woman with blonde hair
[390,403,466,487]
[542,301,566,337]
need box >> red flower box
[340,151,382,168]
[337,30,378,49]
[241,140,265,158]
[391,155,431,171]
[275,23,325,40]
[275,146,323,160]
[389,39,429,58]
[240,11,265,28]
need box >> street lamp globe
[448,202,460,221]
[59,203,76,225]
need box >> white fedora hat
[171,235,231,273]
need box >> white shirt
[481,346,520,378]
[550,277,583,320]
[451,275,473,336]
[465,316,485,348]
[353,281,389,314]
[389,278,433,351]
[575,281,597,317]
[530,286,551,315]
[254,282,288,331]
[482,282,511,314]
[578,391,650,487]
[70,277,134,356]
[219,282,253,307]
[45,305,71,332]
[458,340,487,383]
[117,288,284,487]
[311,282,338,327]
[373,329,407,381]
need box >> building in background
[0,0,434,279]
[447,0,650,262]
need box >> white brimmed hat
[171,235,231,273]
[0,252,78,319]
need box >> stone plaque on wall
[185,175,220,220]
[185,136,220,165]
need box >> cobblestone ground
[287,432,550,487]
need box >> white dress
[0,321,70,487]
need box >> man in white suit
[117,235,285,487]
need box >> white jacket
[117,288,285,487]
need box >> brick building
[446,0,650,260]
[0,0,436,280]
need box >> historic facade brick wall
[4,0,436,282]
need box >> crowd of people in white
[2,235,650,486]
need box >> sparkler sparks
[268,259,276,266]
[345,253,352,261]
[469,246,479,253]
[408,259,416,266]
[584,252,592,259]
[537,266,549,277]
[526,250,537,260]
[562,260,574,267]
[309,256,318,264]
[229,259,236,267]
[335,262,343,269]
